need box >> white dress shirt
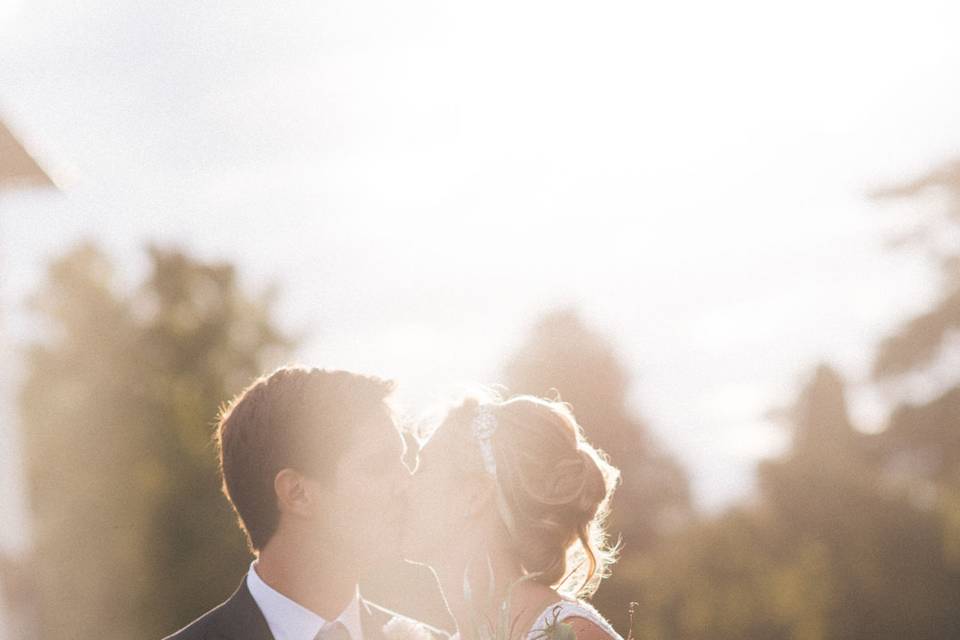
[246,561,363,640]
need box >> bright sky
[1,2,959,570]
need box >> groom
[164,366,444,640]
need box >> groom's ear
[274,468,318,517]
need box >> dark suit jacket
[162,579,449,640]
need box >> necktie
[315,620,352,640]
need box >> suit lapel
[211,580,275,640]
[204,584,447,640]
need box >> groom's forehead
[342,407,400,444]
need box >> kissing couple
[164,366,623,640]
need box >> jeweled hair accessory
[472,406,498,477]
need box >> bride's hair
[441,393,620,598]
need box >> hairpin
[471,406,498,477]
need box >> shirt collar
[246,561,363,640]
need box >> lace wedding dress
[526,599,623,640]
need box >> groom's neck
[255,536,359,620]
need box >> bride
[401,394,623,640]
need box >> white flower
[382,616,433,640]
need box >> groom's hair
[216,366,395,551]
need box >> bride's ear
[274,468,317,517]
[463,474,496,520]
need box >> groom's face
[321,407,410,565]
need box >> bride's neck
[436,543,556,640]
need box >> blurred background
[2,1,960,638]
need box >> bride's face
[400,424,465,565]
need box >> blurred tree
[627,161,960,639]
[19,242,292,640]
[870,159,960,380]
[631,364,960,639]
[626,507,820,640]
[502,309,691,630]
[757,365,960,639]
[869,157,960,590]
[0,552,39,639]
